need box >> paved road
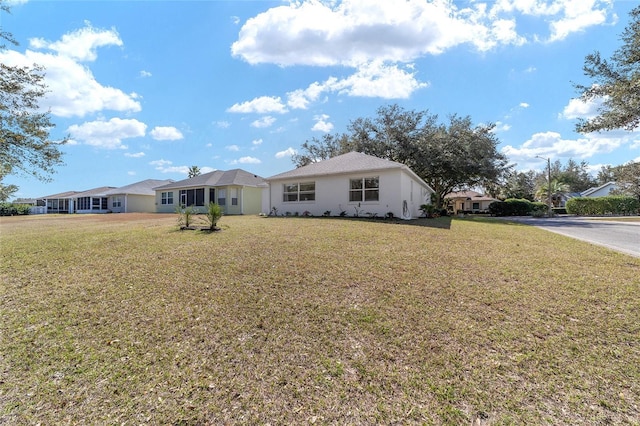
[497,216,640,258]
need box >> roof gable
[267,152,419,181]
[105,179,174,196]
[153,169,265,190]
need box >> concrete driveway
[497,216,640,258]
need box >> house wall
[242,187,263,215]
[268,169,431,219]
[109,194,156,213]
[585,184,618,198]
[155,186,262,215]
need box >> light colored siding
[241,187,263,215]
[125,195,156,213]
[268,169,430,218]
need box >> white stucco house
[264,152,434,219]
[581,182,618,198]
[104,179,174,213]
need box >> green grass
[1,214,639,424]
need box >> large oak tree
[293,104,509,208]
[1,1,66,200]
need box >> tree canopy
[187,165,201,178]
[575,6,640,133]
[0,1,66,195]
[293,104,509,208]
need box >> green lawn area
[1,214,639,424]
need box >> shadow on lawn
[270,215,454,230]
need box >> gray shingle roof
[104,179,174,196]
[153,169,265,190]
[73,186,118,197]
[266,151,425,183]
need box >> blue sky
[2,0,639,199]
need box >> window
[231,188,238,206]
[349,177,379,202]
[218,189,226,206]
[161,191,174,205]
[179,189,205,207]
[472,202,480,210]
[112,197,122,208]
[209,188,215,205]
[283,182,315,202]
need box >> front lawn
[1,214,638,424]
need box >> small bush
[202,202,223,231]
[0,203,31,216]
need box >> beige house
[105,179,173,213]
[445,190,499,213]
[154,169,265,215]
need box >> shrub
[0,203,31,216]
[489,199,543,217]
[176,205,195,228]
[202,202,223,231]
[566,196,639,215]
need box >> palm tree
[536,179,570,207]
[187,165,201,178]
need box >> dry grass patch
[1,214,639,424]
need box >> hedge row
[565,196,639,216]
[0,203,32,216]
[488,199,548,216]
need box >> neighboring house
[40,191,79,214]
[154,169,265,214]
[445,190,499,213]
[264,151,434,219]
[72,187,117,213]
[104,179,174,213]
[581,182,618,198]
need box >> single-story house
[40,191,79,214]
[104,179,174,213]
[264,151,434,219]
[581,182,618,198]
[445,190,499,213]
[72,186,117,214]
[154,169,265,214]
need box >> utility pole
[536,156,553,217]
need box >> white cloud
[231,156,262,165]
[287,82,326,109]
[29,23,122,62]
[216,121,231,128]
[312,114,334,132]
[561,96,603,120]
[502,130,635,163]
[0,24,140,118]
[232,0,499,66]
[140,70,152,78]
[149,159,215,175]
[67,118,147,149]
[327,61,428,99]
[150,126,184,141]
[493,121,511,132]
[520,102,530,108]
[226,145,240,151]
[275,147,297,159]
[227,96,287,114]
[124,151,145,158]
[127,171,136,176]
[251,116,276,128]
[252,139,263,146]
[232,0,610,68]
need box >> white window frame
[283,182,315,202]
[349,177,379,203]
